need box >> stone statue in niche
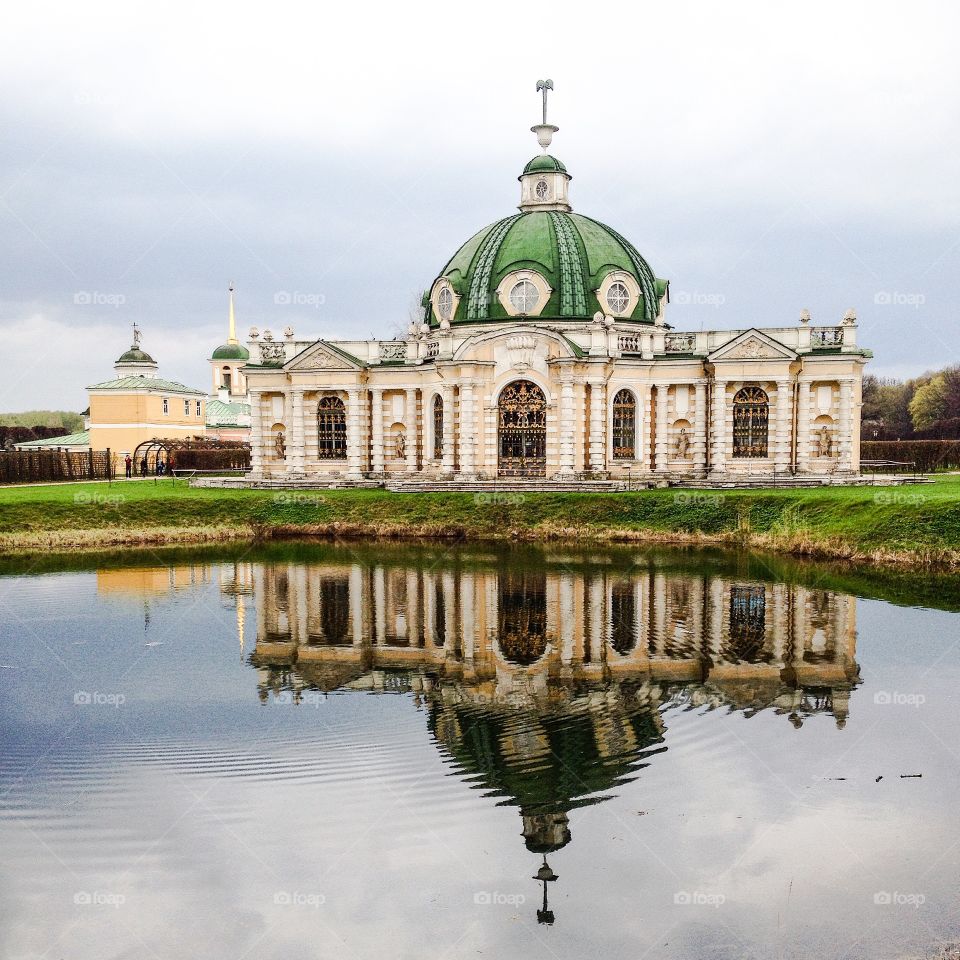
[674,428,690,459]
[817,425,832,458]
[394,431,406,460]
[274,431,286,459]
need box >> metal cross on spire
[536,79,554,125]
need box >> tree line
[862,365,960,440]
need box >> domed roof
[522,154,568,175]
[429,210,668,325]
[211,342,250,361]
[116,346,155,363]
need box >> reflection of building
[241,88,869,485]
[249,553,860,923]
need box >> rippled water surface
[2,542,960,959]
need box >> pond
[2,542,959,959]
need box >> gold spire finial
[228,282,237,344]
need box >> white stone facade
[241,315,869,483]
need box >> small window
[196,400,202,417]
[535,179,549,200]
[162,398,168,415]
[509,280,539,314]
[606,281,631,314]
[184,399,190,416]
[437,286,453,322]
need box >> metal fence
[0,448,113,484]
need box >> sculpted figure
[817,425,831,458]
[675,428,690,459]
[275,431,286,459]
[395,431,406,460]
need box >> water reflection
[244,552,859,924]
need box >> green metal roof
[430,211,666,326]
[87,375,206,395]
[211,342,250,361]
[14,430,89,448]
[116,347,155,363]
[206,398,251,427]
[521,154,568,175]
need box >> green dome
[211,342,250,361]
[522,154,568,175]
[429,211,667,325]
[117,347,155,363]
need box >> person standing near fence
[124,454,132,479]
[140,456,148,478]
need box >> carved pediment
[709,329,796,363]
[286,340,364,371]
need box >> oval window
[509,280,540,314]
[606,281,631,314]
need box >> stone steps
[385,480,630,494]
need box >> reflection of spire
[237,593,246,661]
[533,856,558,925]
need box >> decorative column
[796,379,812,473]
[557,372,576,478]
[289,387,306,475]
[370,388,385,475]
[248,389,264,477]
[405,388,418,473]
[457,381,476,478]
[639,383,652,471]
[838,379,854,472]
[693,381,707,474]
[654,383,669,472]
[710,379,727,473]
[346,387,364,479]
[441,384,456,476]
[775,379,793,473]
[588,380,607,474]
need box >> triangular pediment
[285,340,365,371]
[708,329,797,363]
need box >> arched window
[317,395,346,459]
[437,286,453,322]
[221,366,232,392]
[433,394,443,460]
[732,387,769,458]
[509,279,539,314]
[612,389,636,459]
[606,281,631,315]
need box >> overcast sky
[0,0,957,410]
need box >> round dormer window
[535,179,549,200]
[437,286,453,322]
[606,281,631,315]
[509,280,539,314]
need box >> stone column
[639,383,652,471]
[370,388,385,475]
[557,373,576,478]
[457,381,476,478]
[588,380,606,474]
[654,383,669,472]
[775,379,793,473]
[441,384,456,476]
[248,389,264,477]
[796,379,812,473]
[838,378,854,472]
[710,379,727,474]
[404,388,418,473]
[289,388,306,475]
[346,387,364,479]
[693,381,707,474]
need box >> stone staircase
[385,478,631,494]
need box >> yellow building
[87,327,207,471]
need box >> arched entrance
[498,380,546,477]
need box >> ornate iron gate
[732,386,769,458]
[498,380,546,477]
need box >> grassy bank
[0,477,959,566]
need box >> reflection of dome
[424,155,667,323]
[211,342,250,361]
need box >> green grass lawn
[1,475,959,563]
